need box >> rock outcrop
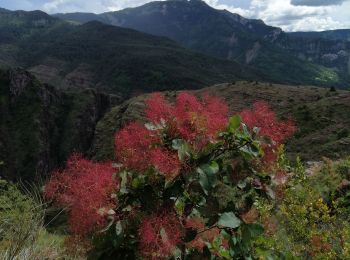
[0,68,117,181]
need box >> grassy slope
[91,81,350,161]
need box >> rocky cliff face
[0,68,117,181]
[277,35,350,76]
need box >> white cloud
[248,0,347,31]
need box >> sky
[0,0,350,32]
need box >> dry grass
[0,180,86,260]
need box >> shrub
[0,179,44,259]
[256,157,350,259]
[45,92,296,259]
[44,154,118,235]
[337,129,349,139]
[0,179,78,259]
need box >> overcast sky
[1,0,350,31]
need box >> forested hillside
[55,0,350,88]
[0,9,254,98]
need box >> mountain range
[54,0,350,88]
[0,7,255,99]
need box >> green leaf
[172,247,182,259]
[160,227,170,244]
[197,161,219,194]
[99,218,115,233]
[242,224,264,245]
[209,161,220,174]
[218,212,242,229]
[131,175,145,189]
[172,139,191,161]
[201,161,219,175]
[119,171,129,194]
[172,139,184,150]
[219,248,231,259]
[201,160,219,182]
[178,144,191,161]
[229,115,241,132]
[237,180,247,189]
[115,220,123,236]
[198,169,209,195]
[175,197,185,216]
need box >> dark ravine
[0,68,118,181]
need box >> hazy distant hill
[54,0,350,88]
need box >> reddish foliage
[150,148,182,177]
[139,211,183,259]
[174,93,229,147]
[115,122,160,172]
[185,217,220,252]
[46,93,297,254]
[309,235,332,257]
[144,92,229,150]
[115,93,228,175]
[240,101,296,163]
[115,122,181,177]
[240,102,295,144]
[44,154,118,235]
[240,207,259,224]
[145,92,174,123]
[262,215,279,236]
[272,170,288,185]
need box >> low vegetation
[255,156,350,259]
[40,93,349,258]
[1,92,349,259]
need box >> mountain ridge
[53,0,350,88]
[0,8,255,98]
